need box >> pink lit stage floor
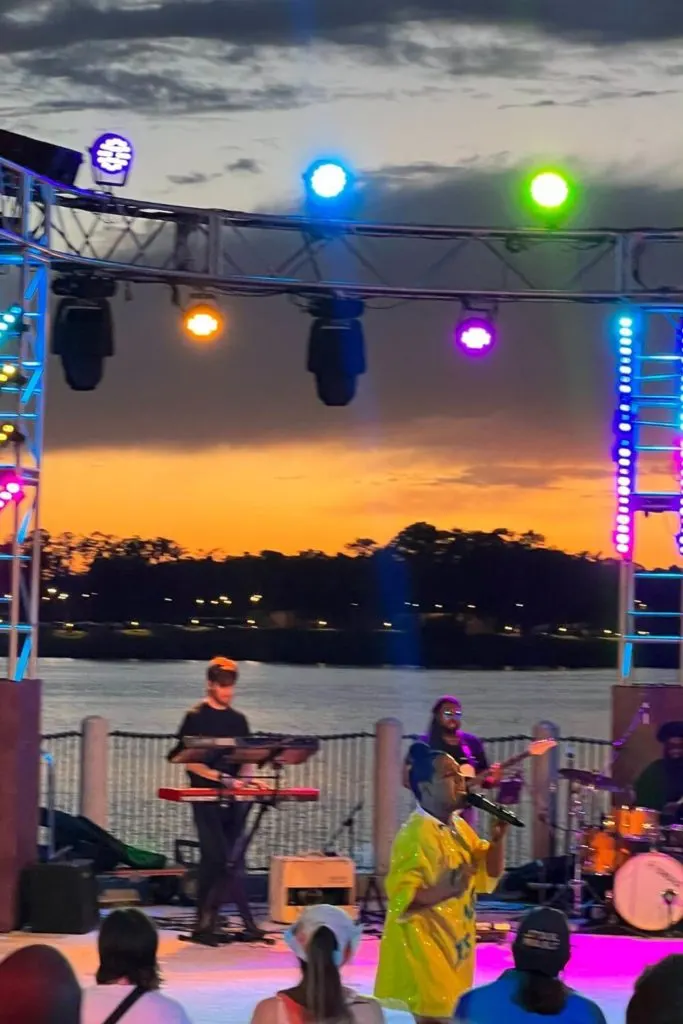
[1,920,682,1024]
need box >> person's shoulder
[142,991,193,1022]
[460,730,484,747]
[250,994,281,1024]
[185,701,207,719]
[564,990,607,1022]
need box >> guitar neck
[471,749,528,785]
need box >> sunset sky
[3,2,683,564]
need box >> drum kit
[560,766,683,934]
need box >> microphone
[466,790,525,828]
[641,702,651,726]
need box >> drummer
[634,721,683,824]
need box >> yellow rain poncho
[374,808,500,1019]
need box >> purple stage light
[89,133,134,187]
[455,317,495,355]
[614,315,635,559]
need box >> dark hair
[300,926,350,1023]
[427,696,460,748]
[514,972,568,1016]
[207,665,236,685]
[0,944,81,1024]
[96,909,161,991]
[627,955,683,1024]
[406,741,441,798]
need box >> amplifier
[22,862,99,934]
[269,855,356,924]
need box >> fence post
[531,720,560,860]
[80,716,109,828]
[373,718,403,876]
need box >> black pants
[191,801,255,930]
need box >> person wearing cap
[374,742,508,1023]
[249,905,384,1024]
[634,720,683,822]
[626,954,683,1024]
[454,908,606,1024]
[168,656,264,944]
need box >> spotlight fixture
[50,276,116,391]
[0,305,21,335]
[89,132,134,188]
[454,315,496,355]
[527,169,575,223]
[302,159,355,218]
[182,297,224,342]
[0,364,27,388]
[306,296,366,406]
[0,473,23,510]
[0,423,24,447]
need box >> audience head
[0,944,81,1023]
[512,908,571,1016]
[627,954,683,1024]
[407,741,467,817]
[284,906,362,1021]
[96,908,161,991]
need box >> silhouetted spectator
[82,909,191,1023]
[250,905,383,1024]
[626,954,683,1024]
[455,908,605,1023]
[0,943,81,1024]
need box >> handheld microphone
[466,790,525,828]
[641,702,651,726]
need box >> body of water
[39,659,679,738]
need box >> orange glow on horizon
[39,442,682,569]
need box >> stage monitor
[0,129,82,187]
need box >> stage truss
[1,154,683,680]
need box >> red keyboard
[158,785,320,804]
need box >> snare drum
[613,852,683,932]
[605,806,660,842]
[581,828,629,875]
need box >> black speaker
[22,862,99,934]
[0,129,82,186]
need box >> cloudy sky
[3,0,683,563]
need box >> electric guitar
[402,737,556,790]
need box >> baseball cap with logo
[512,908,570,978]
[284,905,363,967]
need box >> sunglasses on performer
[442,709,462,718]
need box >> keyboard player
[168,656,265,945]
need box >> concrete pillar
[0,678,41,932]
[531,720,560,860]
[373,717,403,876]
[80,716,109,828]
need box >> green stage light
[529,171,571,211]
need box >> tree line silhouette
[30,522,643,636]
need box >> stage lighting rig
[0,364,27,389]
[50,275,117,391]
[454,307,497,356]
[181,295,224,342]
[88,133,134,188]
[303,159,355,217]
[0,306,22,336]
[0,473,23,510]
[306,296,366,406]
[526,169,575,225]
[0,423,24,448]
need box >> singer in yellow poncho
[374,743,508,1022]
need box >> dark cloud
[7,48,325,114]
[226,159,262,175]
[31,165,683,472]
[2,0,683,56]
[167,172,221,186]
[498,88,679,110]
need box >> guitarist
[424,696,502,791]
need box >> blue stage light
[303,160,351,202]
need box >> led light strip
[678,318,683,555]
[615,315,635,558]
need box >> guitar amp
[269,855,356,924]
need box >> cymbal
[559,767,622,792]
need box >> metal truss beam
[4,155,683,303]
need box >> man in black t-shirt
[169,656,263,943]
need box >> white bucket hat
[283,905,363,967]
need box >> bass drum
[613,852,683,933]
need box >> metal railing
[39,728,613,870]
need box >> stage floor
[1,913,682,1024]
